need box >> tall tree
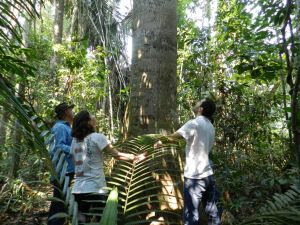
[128,0,177,136]
[280,0,300,165]
[294,0,300,166]
[53,0,65,44]
[51,0,65,79]
[9,84,25,178]
[0,109,10,147]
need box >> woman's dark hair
[72,110,95,141]
[200,98,216,123]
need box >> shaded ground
[0,181,51,225]
[0,211,48,225]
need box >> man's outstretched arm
[165,132,184,142]
[154,132,185,148]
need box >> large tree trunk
[127,1,182,220]
[128,0,177,136]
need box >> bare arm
[154,132,185,148]
[103,144,135,161]
[165,132,184,142]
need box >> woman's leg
[74,194,90,224]
[88,194,108,222]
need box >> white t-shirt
[71,132,110,194]
[177,116,215,179]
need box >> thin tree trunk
[292,0,300,166]
[40,3,43,39]
[107,67,115,140]
[292,68,300,167]
[51,0,65,81]
[281,0,300,164]
[33,0,37,40]
[0,109,10,159]
[70,0,79,41]
[10,84,25,178]
[128,0,177,136]
[53,0,65,44]
[277,27,293,148]
[101,86,107,115]
[280,60,293,148]
[0,110,10,146]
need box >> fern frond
[240,183,300,225]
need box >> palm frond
[76,135,184,224]
[0,0,42,44]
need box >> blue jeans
[184,176,222,225]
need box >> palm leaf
[0,0,42,45]
[99,187,119,225]
[68,135,184,224]
[106,136,184,224]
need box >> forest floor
[0,211,48,225]
[0,182,51,225]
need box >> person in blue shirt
[48,102,75,225]
[51,103,75,174]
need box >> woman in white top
[71,110,140,223]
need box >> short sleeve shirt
[71,132,111,194]
[177,116,215,179]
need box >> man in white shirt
[157,98,221,225]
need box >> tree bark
[293,0,300,166]
[0,109,10,148]
[108,66,115,140]
[128,0,177,136]
[10,83,25,178]
[51,0,65,81]
[0,108,10,160]
[70,0,79,41]
[281,0,300,165]
[53,0,65,44]
[292,68,300,167]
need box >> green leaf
[251,68,261,78]
[99,187,119,225]
[47,197,66,205]
[49,212,69,221]
[235,63,252,74]
[255,31,269,40]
